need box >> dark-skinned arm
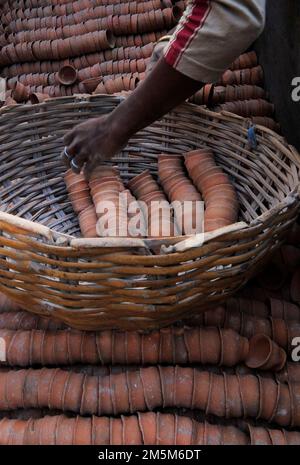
[64,57,203,176]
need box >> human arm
[64,0,266,176]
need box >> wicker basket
[0,95,299,330]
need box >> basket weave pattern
[0,95,299,330]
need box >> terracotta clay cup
[137,412,156,445]
[205,184,238,201]
[89,166,119,182]
[168,180,201,201]
[90,180,124,196]
[200,172,231,195]
[267,428,286,446]
[64,170,88,191]
[139,191,166,208]
[29,92,50,104]
[283,425,300,445]
[257,376,280,422]
[82,77,102,93]
[188,159,217,183]
[161,171,185,189]
[247,425,272,446]
[221,329,249,366]
[5,96,17,106]
[158,167,180,183]
[204,218,232,232]
[205,204,238,223]
[184,149,215,171]
[134,179,160,198]
[238,375,260,418]
[245,334,287,371]
[208,374,226,417]
[272,383,291,426]
[127,170,159,198]
[193,165,223,184]
[78,206,98,238]
[57,65,78,86]
[69,189,92,214]
[222,425,248,446]
[202,422,222,445]
[12,81,30,102]
[170,186,202,203]
[287,380,300,428]
[270,318,289,349]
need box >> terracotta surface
[4,413,299,445]
[57,64,78,86]
[184,148,239,232]
[0,326,249,367]
[246,334,287,371]
[0,366,298,427]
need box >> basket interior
[0,95,299,238]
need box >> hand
[63,115,127,177]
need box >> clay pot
[205,204,238,223]
[270,318,288,349]
[128,170,159,198]
[90,179,123,196]
[273,383,291,426]
[238,375,260,418]
[78,206,98,238]
[200,172,231,194]
[284,428,300,445]
[81,77,102,94]
[29,92,50,104]
[138,412,156,445]
[12,81,29,102]
[140,191,166,206]
[289,381,300,427]
[200,327,221,365]
[65,170,88,191]
[267,428,286,445]
[204,218,232,232]
[89,166,120,181]
[170,187,202,203]
[5,96,17,106]
[69,190,93,214]
[209,374,226,417]
[184,150,215,176]
[248,425,272,445]
[222,329,249,366]
[203,423,222,445]
[57,65,78,86]
[246,334,287,371]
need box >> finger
[61,147,72,168]
[64,127,79,146]
[65,138,85,160]
[72,150,89,173]
[70,158,82,174]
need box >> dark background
[255,0,300,150]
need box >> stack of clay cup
[88,166,128,237]
[184,149,239,232]
[158,154,203,235]
[128,169,176,238]
[64,169,96,238]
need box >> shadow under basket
[0,95,299,330]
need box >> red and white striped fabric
[164,0,266,83]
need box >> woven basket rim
[0,95,299,252]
